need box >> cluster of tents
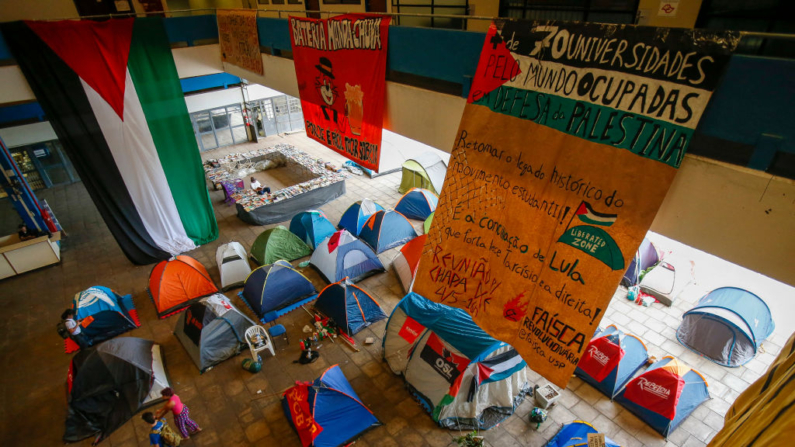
[574,285,775,439]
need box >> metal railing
[42,6,795,38]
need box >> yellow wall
[637,0,703,28]
[0,0,79,21]
[467,0,498,32]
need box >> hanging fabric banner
[1,18,219,265]
[413,20,738,388]
[217,9,264,76]
[289,14,391,172]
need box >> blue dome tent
[282,364,381,447]
[383,293,530,430]
[310,230,384,284]
[240,260,317,322]
[677,287,774,367]
[546,421,620,447]
[575,325,649,399]
[394,188,438,220]
[614,356,709,438]
[68,286,139,351]
[290,210,337,249]
[359,210,417,254]
[338,199,384,235]
[315,280,387,335]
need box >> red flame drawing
[503,291,529,322]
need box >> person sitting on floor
[255,186,271,196]
[61,308,89,350]
[250,177,262,191]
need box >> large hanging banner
[414,21,738,387]
[1,18,218,265]
[218,9,264,76]
[289,14,390,172]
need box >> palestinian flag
[1,19,218,264]
[575,201,617,227]
[466,348,524,402]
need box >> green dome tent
[398,153,447,195]
[250,226,311,266]
[424,212,434,234]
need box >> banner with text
[217,9,264,76]
[413,20,738,387]
[289,14,390,172]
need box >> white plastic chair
[245,325,275,361]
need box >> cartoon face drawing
[315,57,337,107]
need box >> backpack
[56,321,69,339]
[152,419,181,447]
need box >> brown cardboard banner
[217,9,264,76]
[413,20,738,388]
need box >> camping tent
[621,238,659,286]
[282,364,381,447]
[574,325,649,399]
[338,199,384,235]
[148,255,218,318]
[241,260,317,321]
[70,286,138,348]
[677,287,775,367]
[614,356,709,437]
[174,294,256,373]
[216,242,251,291]
[290,210,337,249]
[310,230,384,284]
[359,210,417,254]
[398,152,447,195]
[424,212,434,234]
[315,281,387,335]
[64,337,170,444]
[383,293,530,430]
[395,188,438,220]
[250,225,312,266]
[546,421,620,447]
[393,234,427,293]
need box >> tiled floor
[0,131,789,446]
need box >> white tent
[384,293,531,430]
[216,242,251,290]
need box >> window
[190,104,250,151]
[391,0,469,29]
[500,0,637,24]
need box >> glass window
[211,109,231,129]
[262,100,275,119]
[499,0,638,23]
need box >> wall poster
[413,20,738,387]
[289,14,391,172]
[217,9,264,76]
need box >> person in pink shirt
[154,387,201,439]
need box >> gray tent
[217,242,251,291]
[677,287,775,367]
[174,294,256,373]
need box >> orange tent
[148,255,217,318]
[393,234,427,292]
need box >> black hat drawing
[315,57,335,79]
